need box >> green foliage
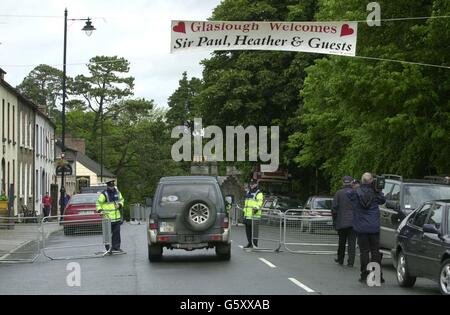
[166,72,203,128]
[167,0,450,198]
[289,0,450,192]
[16,64,64,119]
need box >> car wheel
[439,259,450,295]
[183,199,217,232]
[148,244,162,262]
[397,251,416,287]
[215,243,231,261]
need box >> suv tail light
[149,219,158,230]
[209,235,222,241]
[221,217,229,229]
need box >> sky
[0,0,222,108]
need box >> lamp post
[60,8,96,217]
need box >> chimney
[65,137,86,154]
[0,68,6,80]
[37,105,48,115]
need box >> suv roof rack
[382,174,403,181]
[424,176,450,185]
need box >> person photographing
[347,173,386,284]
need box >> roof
[383,174,450,185]
[76,152,116,178]
[159,176,218,183]
[387,179,450,186]
[434,199,450,203]
[55,141,79,161]
[0,75,56,128]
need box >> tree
[71,55,135,161]
[288,0,450,191]
[166,72,203,128]
[16,64,64,119]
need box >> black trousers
[337,227,356,265]
[245,219,259,246]
[43,206,50,217]
[357,233,382,279]
[105,222,121,251]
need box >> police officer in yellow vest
[243,179,264,248]
[96,180,125,253]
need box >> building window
[23,112,26,146]
[19,162,22,196]
[13,159,15,196]
[23,163,26,198]
[12,105,15,144]
[35,125,38,155]
[35,169,39,201]
[27,114,30,148]
[2,99,4,141]
[7,162,10,195]
[28,164,32,197]
[41,127,43,157]
[7,102,10,141]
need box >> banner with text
[171,20,358,56]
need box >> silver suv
[147,176,232,262]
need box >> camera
[372,175,386,192]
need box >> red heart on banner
[173,21,186,34]
[340,24,354,37]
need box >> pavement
[0,219,62,261]
[0,222,440,295]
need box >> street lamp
[60,9,96,217]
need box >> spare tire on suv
[182,198,217,232]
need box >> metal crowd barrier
[0,216,41,263]
[249,210,283,252]
[283,209,338,254]
[41,214,112,260]
[230,205,243,226]
[130,204,148,224]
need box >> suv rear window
[403,185,450,210]
[157,183,220,215]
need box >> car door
[380,183,400,250]
[406,203,432,275]
[421,203,445,280]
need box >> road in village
[0,223,440,295]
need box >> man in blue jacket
[347,172,386,283]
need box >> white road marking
[289,278,315,293]
[258,257,276,268]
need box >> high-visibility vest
[243,190,264,219]
[96,189,124,223]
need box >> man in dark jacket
[347,172,386,283]
[332,176,356,267]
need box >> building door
[1,158,5,194]
[50,184,58,216]
[77,177,90,193]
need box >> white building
[34,111,56,215]
[55,139,115,195]
[1,69,19,215]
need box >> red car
[63,193,103,235]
